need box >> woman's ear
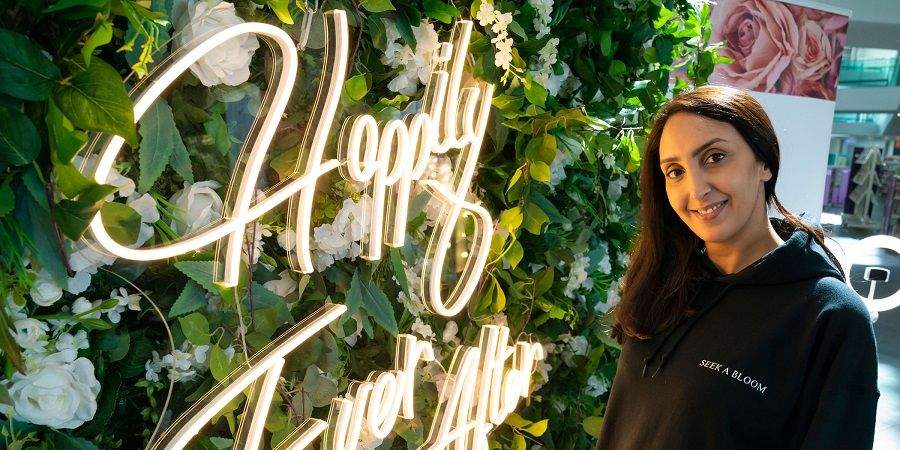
[761,164,772,182]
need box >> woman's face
[658,112,772,245]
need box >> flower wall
[0,0,723,448]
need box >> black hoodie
[596,220,880,449]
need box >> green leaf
[347,270,398,335]
[506,239,523,269]
[523,419,549,436]
[170,136,194,183]
[54,163,93,198]
[82,20,113,66]
[490,276,506,313]
[266,0,294,25]
[54,184,118,240]
[423,0,460,23]
[209,345,230,382]
[511,434,526,450]
[178,312,210,346]
[54,56,137,145]
[344,74,369,102]
[169,281,206,318]
[524,77,548,108]
[105,332,130,362]
[505,412,532,429]
[525,134,556,165]
[49,431,100,450]
[529,161,551,182]
[499,206,523,234]
[582,415,604,439]
[138,100,188,192]
[523,201,550,234]
[46,99,86,164]
[204,113,230,155]
[359,0,395,13]
[174,260,217,293]
[80,318,112,330]
[43,0,107,13]
[0,181,13,217]
[100,202,141,244]
[0,303,25,373]
[0,28,60,101]
[390,248,411,300]
[0,106,39,166]
[15,183,67,285]
[600,30,612,56]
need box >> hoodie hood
[640,218,844,378]
[698,218,843,286]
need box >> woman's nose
[686,172,712,201]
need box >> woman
[596,85,879,449]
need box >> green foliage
[0,0,723,447]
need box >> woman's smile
[691,199,728,222]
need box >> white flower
[606,174,629,202]
[357,421,385,449]
[492,33,514,70]
[602,153,616,169]
[243,220,272,265]
[168,180,224,235]
[263,269,298,297]
[72,297,101,320]
[276,229,296,251]
[476,2,516,71]
[30,269,63,307]
[596,278,622,314]
[145,352,163,382]
[105,287,140,323]
[174,1,259,87]
[310,196,372,271]
[56,331,90,353]
[585,374,610,397]
[441,320,460,345]
[65,239,117,295]
[73,155,134,200]
[126,193,160,246]
[476,2,496,24]
[6,294,27,322]
[8,351,100,429]
[528,0,554,39]
[563,253,591,298]
[558,333,588,367]
[411,317,435,341]
[13,319,49,353]
[149,341,211,383]
[380,19,441,95]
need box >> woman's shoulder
[807,275,874,333]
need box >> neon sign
[81,9,543,449]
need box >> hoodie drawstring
[641,282,734,378]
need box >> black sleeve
[791,283,880,450]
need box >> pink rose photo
[709,0,849,100]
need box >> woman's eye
[665,168,683,179]
[704,152,726,164]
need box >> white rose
[13,319,49,352]
[174,1,259,87]
[8,351,100,429]
[168,181,224,235]
[30,269,63,307]
[263,269,298,297]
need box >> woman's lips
[691,200,727,221]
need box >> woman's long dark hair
[609,85,844,344]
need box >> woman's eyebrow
[659,137,727,164]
